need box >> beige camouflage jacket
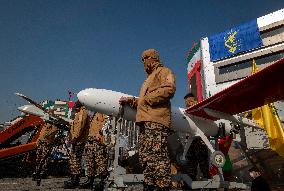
[37,122,57,144]
[129,66,176,128]
[70,106,90,143]
[89,112,108,137]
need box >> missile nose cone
[77,88,92,106]
[17,105,28,113]
[77,89,85,101]
[76,88,136,120]
[17,105,45,117]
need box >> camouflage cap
[184,92,195,99]
[141,49,160,61]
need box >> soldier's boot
[36,178,42,186]
[94,180,105,191]
[64,174,80,189]
[155,187,170,191]
[143,183,155,191]
[32,172,42,186]
[79,176,94,189]
[32,172,38,181]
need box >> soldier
[80,112,109,189]
[184,92,197,108]
[186,137,210,180]
[120,49,176,191]
[64,101,90,189]
[33,122,57,183]
[249,166,271,191]
[184,93,210,180]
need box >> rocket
[77,88,219,137]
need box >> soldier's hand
[119,96,132,105]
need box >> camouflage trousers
[35,140,53,176]
[84,136,108,178]
[69,142,85,175]
[138,122,171,188]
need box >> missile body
[77,88,218,136]
[18,105,46,117]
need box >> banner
[208,20,263,62]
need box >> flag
[208,20,263,62]
[251,60,284,157]
[43,100,55,109]
[187,42,201,74]
[66,101,76,118]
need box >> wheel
[210,151,225,168]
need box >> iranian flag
[186,41,203,101]
[187,42,201,74]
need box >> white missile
[18,104,46,117]
[17,104,73,124]
[77,88,219,136]
[77,88,218,136]
[77,88,136,120]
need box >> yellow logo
[224,30,240,53]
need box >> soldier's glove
[119,96,132,105]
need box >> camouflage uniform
[139,122,172,188]
[64,105,90,189]
[69,143,86,175]
[121,49,176,190]
[84,112,108,178]
[68,106,90,175]
[34,123,57,178]
[35,141,53,177]
[84,136,108,178]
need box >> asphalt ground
[0,177,145,191]
[0,177,84,191]
[0,177,252,191]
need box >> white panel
[274,101,284,122]
[200,38,238,97]
[54,111,66,115]
[55,100,66,105]
[257,8,284,29]
[244,127,270,149]
[200,38,217,98]
[262,29,284,46]
[214,80,240,93]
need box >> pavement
[0,177,144,191]
[0,177,79,191]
